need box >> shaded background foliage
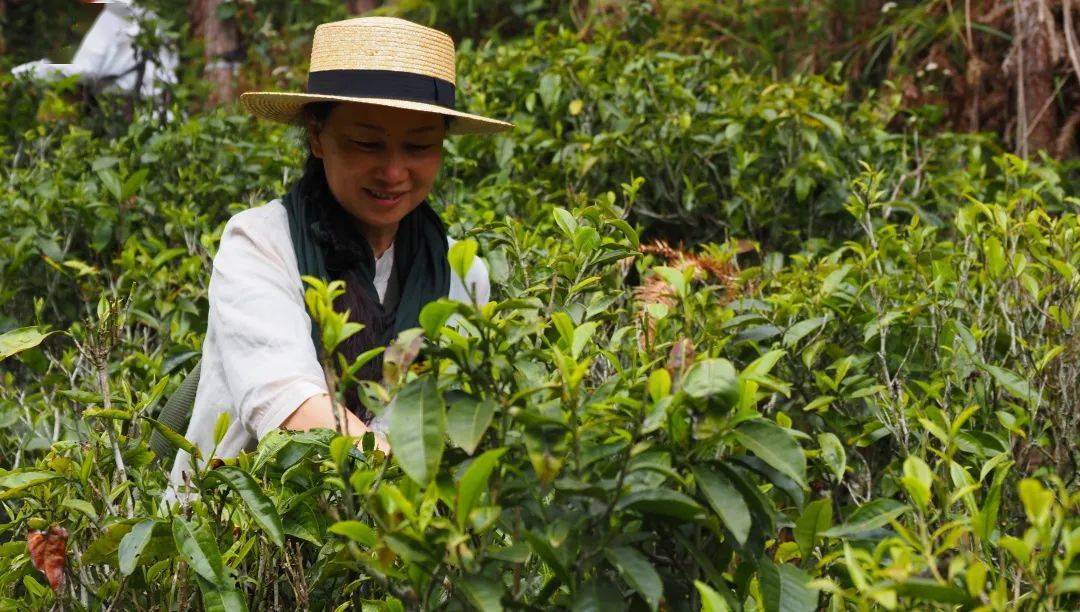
[0,1,1079,611]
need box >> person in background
[11,0,177,100]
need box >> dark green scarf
[281,174,451,355]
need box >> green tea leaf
[202,466,285,547]
[615,488,705,521]
[456,448,506,530]
[213,412,230,446]
[388,377,446,485]
[605,546,663,611]
[199,576,248,612]
[741,349,786,379]
[172,517,228,587]
[83,520,138,564]
[806,111,844,139]
[97,168,122,201]
[118,519,157,576]
[694,580,733,612]
[553,207,578,238]
[981,363,1041,405]
[901,456,933,511]
[647,369,671,402]
[999,535,1029,565]
[794,498,832,563]
[145,417,200,460]
[891,579,976,606]
[61,498,97,521]
[1018,478,1053,526]
[823,499,908,537]
[328,520,377,547]
[0,470,62,500]
[820,264,852,297]
[571,321,598,360]
[0,326,59,361]
[974,465,1008,543]
[120,167,149,201]
[758,560,818,612]
[817,433,845,480]
[782,317,827,347]
[419,300,460,337]
[692,466,751,546]
[448,239,478,286]
[733,420,807,489]
[458,575,504,612]
[446,397,496,455]
[683,358,739,401]
[83,408,133,420]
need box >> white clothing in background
[167,200,490,492]
[12,1,178,99]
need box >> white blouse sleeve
[207,209,328,439]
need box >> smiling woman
[166,17,512,495]
[305,102,447,257]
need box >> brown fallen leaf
[27,525,67,593]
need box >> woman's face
[307,102,446,234]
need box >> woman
[169,16,511,490]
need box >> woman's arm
[282,394,390,453]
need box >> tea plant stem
[320,353,357,518]
[97,366,135,518]
[592,413,642,551]
[51,402,60,442]
[70,545,91,608]
[423,563,444,608]
[102,576,126,612]
[254,541,267,608]
[1031,516,1065,609]
[176,562,190,611]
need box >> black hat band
[306,69,456,110]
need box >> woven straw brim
[240,91,512,135]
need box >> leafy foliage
[1,5,1078,612]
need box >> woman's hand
[282,393,391,454]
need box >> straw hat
[240,17,511,135]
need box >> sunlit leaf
[0,326,59,362]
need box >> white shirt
[374,243,395,302]
[12,2,178,98]
[168,200,489,491]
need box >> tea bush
[1,11,1079,612]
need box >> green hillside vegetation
[0,2,1078,610]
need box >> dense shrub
[1,11,1079,612]
[443,24,1079,248]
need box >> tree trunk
[345,0,379,15]
[1014,0,1057,157]
[200,0,241,107]
[0,0,7,56]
